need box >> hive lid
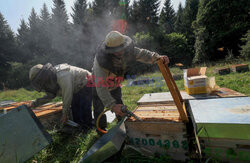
[189,97,250,139]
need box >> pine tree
[70,0,92,69]
[240,30,250,59]
[51,0,69,32]
[29,8,40,32]
[39,3,52,59]
[0,12,17,86]
[16,19,31,62]
[130,0,160,33]
[27,8,41,58]
[159,0,176,34]
[40,3,51,24]
[193,0,250,63]
[50,0,70,64]
[174,3,183,33]
[17,19,29,45]
[181,0,199,52]
[71,0,88,26]
[92,0,109,17]
[182,0,199,35]
[129,1,140,34]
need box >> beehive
[189,97,250,162]
[125,104,189,161]
[0,101,62,129]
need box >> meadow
[0,60,249,162]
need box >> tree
[174,3,184,33]
[71,0,88,26]
[159,0,176,34]
[29,8,40,31]
[193,0,250,63]
[70,0,94,69]
[26,8,42,59]
[16,19,30,62]
[240,29,250,59]
[51,0,69,27]
[162,33,192,66]
[181,0,199,54]
[181,0,199,34]
[130,0,160,33]
[0,12,17,87]
[128,0,140,34]
[39,3,52,54]
[40,3,51,24]
[50,0,70,64]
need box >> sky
[0,0,185,34]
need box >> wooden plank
[157,60,188,122]
[0,101,32,109]
[126,123,188,161]
[125,121,186,135]
[200,137,250,148]
[35,108,62,117]
[136,104,178,110]
[214,87,247,98]
[137,91,218,105]
[0,101,63,129]
[164,63,184,103]
[0,101,32,111]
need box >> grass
[0,88,62,102]
[0,59,249,162]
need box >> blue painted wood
[0,105,52,163]
[189,97,250,139]
[189,97,250,124]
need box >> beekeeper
[92,31,169,133]
[29,63,93,130]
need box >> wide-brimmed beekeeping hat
[29,64,43,80]
[101,31,132,53]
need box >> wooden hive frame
[157,59,188,122]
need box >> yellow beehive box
[184,67,207,95]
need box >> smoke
[48,9,116,72]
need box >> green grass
[0,88,61,102]
[0,60,249,162]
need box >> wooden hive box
[231,64,249,73]
[0,101,62,129]
[214,67,231,75]
[125,104,189,161]
[189,97,250,162]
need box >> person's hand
[159,56,169,65]
[111,104,125,117]
[61,114,68,124]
